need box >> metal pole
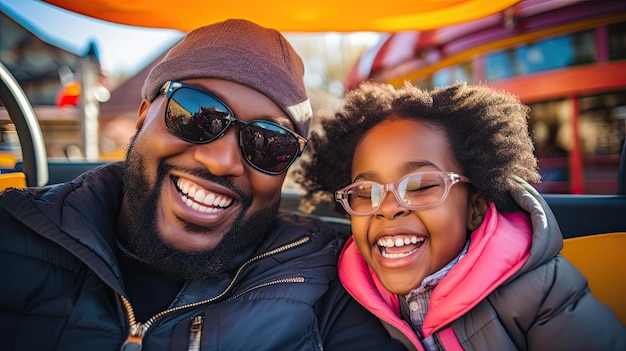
[79,54,100,161]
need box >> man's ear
[467,192,488,231]
[135,99,151,130]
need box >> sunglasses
[161,81,307,175]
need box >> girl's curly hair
[293,81,541,214]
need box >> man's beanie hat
[142,19,312,138]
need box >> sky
[1,0,185,76]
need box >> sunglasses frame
[161,80,307,175]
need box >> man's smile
[174,176,233,214]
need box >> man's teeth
[377,236,424,259]
[176,178,233,213]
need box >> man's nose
[192,128,245,176]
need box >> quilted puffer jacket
[338,177,626,351]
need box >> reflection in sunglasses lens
[241,123,297,173]
[166,89,232,142]
[164,86,300,174]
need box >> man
[0,19,405,350]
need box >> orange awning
[43,0,520,33]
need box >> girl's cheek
[350,218,370,240]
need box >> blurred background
[1,0,625,194]
[0,0,380,158]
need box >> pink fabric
[338,202,532,347]
[438,327,464,351]
[422,203,531,336]
[338,241,423,349]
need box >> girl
[295,82,626,350]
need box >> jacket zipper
[188,315,204,351]
[119,235,311,350]
[225,276,306,301]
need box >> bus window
[432,61,473,88]
[529,91,625,194]
[484,49,515,81]
[579,92,626,194]
[484,29,597,82]
[534,30,596,68]
[609,21,626,61]
[530,99,571,194]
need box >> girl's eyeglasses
[161,81,307,175]
[335,171,470,216]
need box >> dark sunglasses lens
[241,122,299,173]
[165,87,231,143]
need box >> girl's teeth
[381,249,418,259]
[377,236,425,247]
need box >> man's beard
[121,141,279,280]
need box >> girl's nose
[375,190,409,219]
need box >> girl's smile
[372,225,428,269]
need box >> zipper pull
[120,325,143,351]
[188,315,204,351]
[120,339,142,351]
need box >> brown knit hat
[142,19,312,138]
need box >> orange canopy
[43,0,520,33]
